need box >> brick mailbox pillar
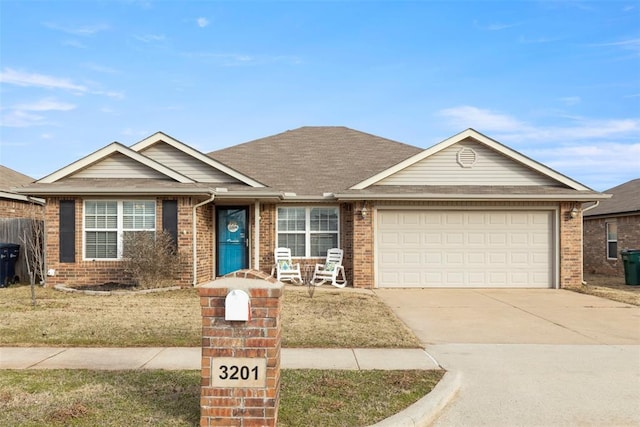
[199,270,283,427]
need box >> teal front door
[217,207,249,276]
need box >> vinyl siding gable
[377,140,558,186]
[140,143,242,183]
[71,153,171,179]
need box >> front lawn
[0,368,444,427]
[0,284,422,348]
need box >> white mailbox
[225,289,251,321]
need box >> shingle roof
[208,126,422,196]
[0,165,35,193]
[583,178,640,217]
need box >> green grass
[0,369,444,427]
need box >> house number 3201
[218,364,259,380]
[211,357,267,388]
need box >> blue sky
[1,0,638,191]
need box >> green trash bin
[621,249,640,286]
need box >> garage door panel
[377,210,553,288]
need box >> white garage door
[377,210,554,288]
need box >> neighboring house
[583,179,640,276]
[16,127,608,289]
[0,165,40,218]
[0,165,45,283]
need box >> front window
[84,200,156,259]
[277,206,339,257]
[606,222,618,260]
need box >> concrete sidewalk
[0,346,440,371]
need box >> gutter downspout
[581,201,600,285]
[193,192,215,286]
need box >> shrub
[122,231,182,289]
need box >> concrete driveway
[375,289,640,426]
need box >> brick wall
[259,204,276,275]
[351,202,373,288]
[559,202,583,289]
[44,196,198,288]
[0,198,44,219]
[195,202,213,284]
[584,214,640,276]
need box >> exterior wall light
[360,202,368,219]
[570,206,579,219]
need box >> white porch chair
[270,247,303,284]
[311,248,347,288]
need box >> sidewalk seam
[25,348,67,369]
[139,348,166,369]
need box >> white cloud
[44,22,110,36]
[559,96,581,106]
[13,98,76,112]
[0,110,47,127]
[134,34,166,43]
[437,105,640,189]
[0,68,123,99]
[122,128,150,138]
[197,17,209,28]
[84,63,119,74]
[529,142,640,188]
[1,98,75,128]
[438,105,640,143]
[0,68,87,92]
[438,106,526,132]
[62,39,87,49]
[473,20,520,31]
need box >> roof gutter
[581,200,600,214]
[193,191,215,286]
[334,193,612,202]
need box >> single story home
[16,127,609,289]
[583,178,640,276]
[0,165,41,219]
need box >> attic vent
[457,147,477,168]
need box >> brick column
[560,202,583,289]
[199,270,283,426]
[352,205,373,288]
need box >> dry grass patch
[282,286,422,348]
[575,274,640,306]
[0,284,422,348]
[0,286,202,347]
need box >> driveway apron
[375,289,640,426]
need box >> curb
[370,370,462,427]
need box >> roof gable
[132,132,264,187]
[209,126,422,195]
[38,142,195,184]
[351,128,593,191]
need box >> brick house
[16,127,608,289]
[583,178,640,276]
